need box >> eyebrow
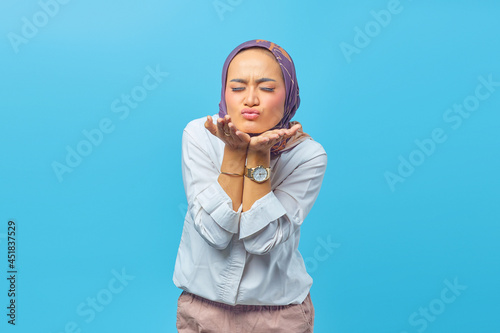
[229,78,276,84]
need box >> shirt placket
[219,235,247,304]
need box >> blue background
[1,0,499,332]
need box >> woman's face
[225,48,286,134]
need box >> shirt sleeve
[182,127,240,250]
[239,150,327,255]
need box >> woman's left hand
[248,123,302,154]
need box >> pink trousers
[176,291,314,333]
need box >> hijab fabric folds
[218,39,310,155]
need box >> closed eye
[231,87,245,91]
[260,87,275,92]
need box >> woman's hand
[248,123,302,154]
[205,115,250,151]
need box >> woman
[173,39,327,332]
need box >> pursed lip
[241,108,260,115]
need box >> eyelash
[231,87,275,92]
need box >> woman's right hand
[205,115,250,151]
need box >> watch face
[253,167,268,182]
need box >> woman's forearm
[218,145,247,211]
[242,149,271,212]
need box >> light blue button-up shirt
[173,115,327,306]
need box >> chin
[238,122,268,135]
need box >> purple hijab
[218,39,300,131]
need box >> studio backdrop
[1,0,499,332]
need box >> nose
[244,87,259,107]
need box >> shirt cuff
[239,192,287,239]
[197,182,240,234]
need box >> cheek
[224,89,237,112]
[267,89,286,114]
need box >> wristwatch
[244,165,271,183]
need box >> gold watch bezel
[244,165,271,183]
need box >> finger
[290,123,301,134]
[217,117,226,137]
[205,116,217,135]
[228,122,238,137]
[221,122,232,138]
[234,129,251,143]
[223,115,232,135]
[265,128,282,136]
[254,131,280,144]
[260,136,270,144]
[204,115,213,128]
[230,125,250,145]
[269,129,287,139]
[283,125,300,138]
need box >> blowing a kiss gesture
[204,114,301,155]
